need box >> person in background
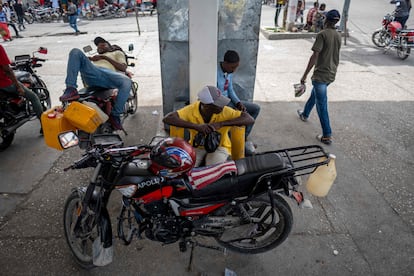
[0,45,43,134]
[274,0,286,27]
[0,5,12,41]
[296,0,305,24]
[305,1,319,31]
[390,0,412,28]
[2,2,22,38]
[313,2,326,32]
[217,50,260,139]
[67,0,79,35]
[163,85,254,167]
[13,0,26,31]
[297,10,342,145]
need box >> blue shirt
[217,63,240,105]
[0,11,7,23]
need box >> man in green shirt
[297,9,341,145]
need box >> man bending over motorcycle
[163,85,254,167]
[0,45,43,133]
[59,37,131,130]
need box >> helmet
[150,137,196,178]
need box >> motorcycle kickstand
[182,240,227,272]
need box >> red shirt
[0,45,13,88]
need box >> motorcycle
[0,47,51,151]
[60,44,138,148]
[372,13,414,60]
[58,132,336,269]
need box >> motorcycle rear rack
[261,145,331,177]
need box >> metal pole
[135,6,141,36]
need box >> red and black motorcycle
[372,13,414,60]
[58,132,336,269]
[0,47,51,151]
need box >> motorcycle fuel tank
[115,175,172,203]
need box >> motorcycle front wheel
[397,38,411,60]
[215,194,293,254]
[24,15,34,24]
[63,190,98,269]
[372,30,388,47]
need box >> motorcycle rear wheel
[63,191,98,269]
[397,39,411,60]
[215,194,293,254]
[126,81,138,115]
[0,116,15,151]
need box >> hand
[195,124,215,135]
[236,102,247,112]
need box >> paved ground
[0,2,413,275]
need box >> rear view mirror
[38,47,48,54]
[58,131,79,149]
[128,43,134,52]
[83,45,93,53]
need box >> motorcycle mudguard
[93,207,113,266]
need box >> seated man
[163,85,254,167]
[59,37,131,130]
[217,50,260,138]
[0,45,43,133]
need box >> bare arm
[163,111,213,134]
[209,111,254,131]
[301,50,319,84]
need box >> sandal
[316,134,332,145]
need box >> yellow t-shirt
[176,101,242,154]
[92,50,126,72]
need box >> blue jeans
[228,100,260,138]
[65,48,132,117]
[68,15,78,32]
[303,80,332,137]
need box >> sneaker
[59,87,79,102]
[316,134,332,145]
[109,114,123,130]
[297,109,308,122]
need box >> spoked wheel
[34,79,51,110]
[0,116,15,151]
[125,81,138,115]
[372,30,388,48]
[397,38,411,60]
[63,190,98,269]
[215,194,293,254]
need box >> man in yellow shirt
[163,86,254,167]
[59,37,131,130]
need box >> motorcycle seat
[79,87,118,100]
[189,153,287,199]
[235,153,286,176]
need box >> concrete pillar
[158,0,262,116]
[188,0,218,103]
[286,0,298,31]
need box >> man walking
[297,9,341,145]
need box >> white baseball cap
[197,86,230,108]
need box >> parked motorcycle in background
[43,44,138,150]
[372,13,414,60]
[0,47,51,151]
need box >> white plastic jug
[306,154,337,197]
[83,101,109,123]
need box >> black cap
[94,36,109,46]
[325,9,341,22]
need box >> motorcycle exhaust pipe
[3,117,31,135]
